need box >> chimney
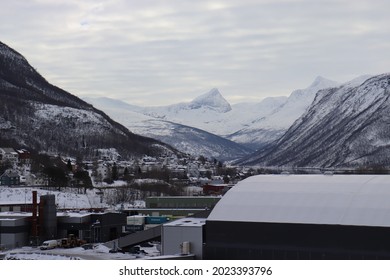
[31,190,38,243]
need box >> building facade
[205,174,390,260]
[0,170,20,186]
[0,148,18,167]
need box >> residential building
[0,170,20,186]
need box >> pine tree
[112,162,118,181]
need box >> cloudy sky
[1,0,390,106]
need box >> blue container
[145,216,169,224]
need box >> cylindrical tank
[39,194,57,241]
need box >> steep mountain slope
[227,76,340,148]
[136,120,252,161]
[0,41,175,158]
[83,97,253,161]
[240,73,390,168]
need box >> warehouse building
[204,174,390,260]
[123,196,220,218]
[162,217,205,259]
[0,214,30,250]
[146,196,220,209]
[0,191,126,249]
[58,211,126,243]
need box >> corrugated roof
[207,174,390,227]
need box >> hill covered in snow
[0,41,178,160]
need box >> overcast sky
[1,0,390,106]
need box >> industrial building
[146,196,220,209]
[9,174,390,260]
[0,191,126,249]
[0,213,30,249]
[58,211,126,243]
[122,196,220,218]
[204,174,390,260]
[161,217,205,259]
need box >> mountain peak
[288,76,339,102]
[189,88,232,113]
[309,76,339,89]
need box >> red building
[202,183,231,195]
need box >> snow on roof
[207,174,390,227]
[0,212,31,218]
[165,217,206,227]
[57,211,92,218]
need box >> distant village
[0,147,257,199]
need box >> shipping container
[126,215,145,226]
[145,216,169,224]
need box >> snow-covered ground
[0,186,103,209]
[2,242,161,260]
[0,185,149,210]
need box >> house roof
[0,169,20,178]
[0,147,17,154]
[207,174,390,227]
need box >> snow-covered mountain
[83,96,253,161]
[85,73,380,165]
[85,77,342,154]
[84,90,287,152]
[187,88,232,113]
[239,73,390,168]
[5,40,385,168]
[0,41,176,158]
[226,76,340,148]
[139,89,288,138]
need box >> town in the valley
[0,146,254,260]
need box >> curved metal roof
[207,174,390,227]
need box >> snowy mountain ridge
[85,74,378,159]
[86,75,347,153]
[238,73,390,168]
[227,76,341,148]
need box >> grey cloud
[1,0,390,106]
